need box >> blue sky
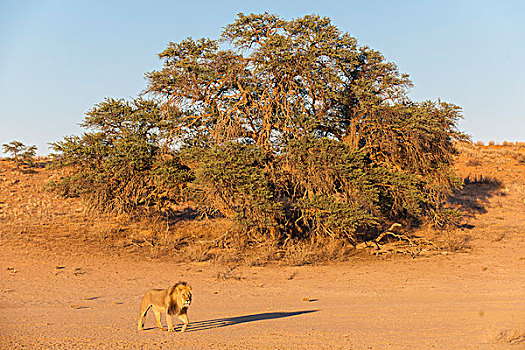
[1,0,523,155]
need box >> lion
[137,282,192,332]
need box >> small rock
[73,267,84,276]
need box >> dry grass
[181,243,214,262]
[505,182,525,194]
[211,265,244,281]
[471,140,525,148]
[440,231,472,252]
[465,158,482,167]
[281,238,354,266]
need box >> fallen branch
[355,223,403,250]
[354,223,436,256]
[374,223,403,243]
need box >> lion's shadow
[185,310,318,332]
[144,310,317,332]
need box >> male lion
[137,282,192,332]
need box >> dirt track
[1,147,524,349]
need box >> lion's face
[176,286,192,308]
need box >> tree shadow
[448,177,504,220]
[155,206,225,225]
[174,310,319,332]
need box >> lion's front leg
[178,313,189,332]
[166,312,175,332]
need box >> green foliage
[2,140,37,166]
[50,13,467,244]
[283,139,380,240]
[49,98,193,214]
[191,143,281,231]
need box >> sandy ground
[1,146,524,349]
[1,235,524,349]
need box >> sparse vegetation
[2,140,37,167]
[463,175,503,187]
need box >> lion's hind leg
[153,308,167,331]
[137,305,151,330]
[138,295,152,331]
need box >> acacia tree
[51,13,465,243]
[145,13,466,241]
[2,140,37,166]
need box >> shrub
[49,98,193,214]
